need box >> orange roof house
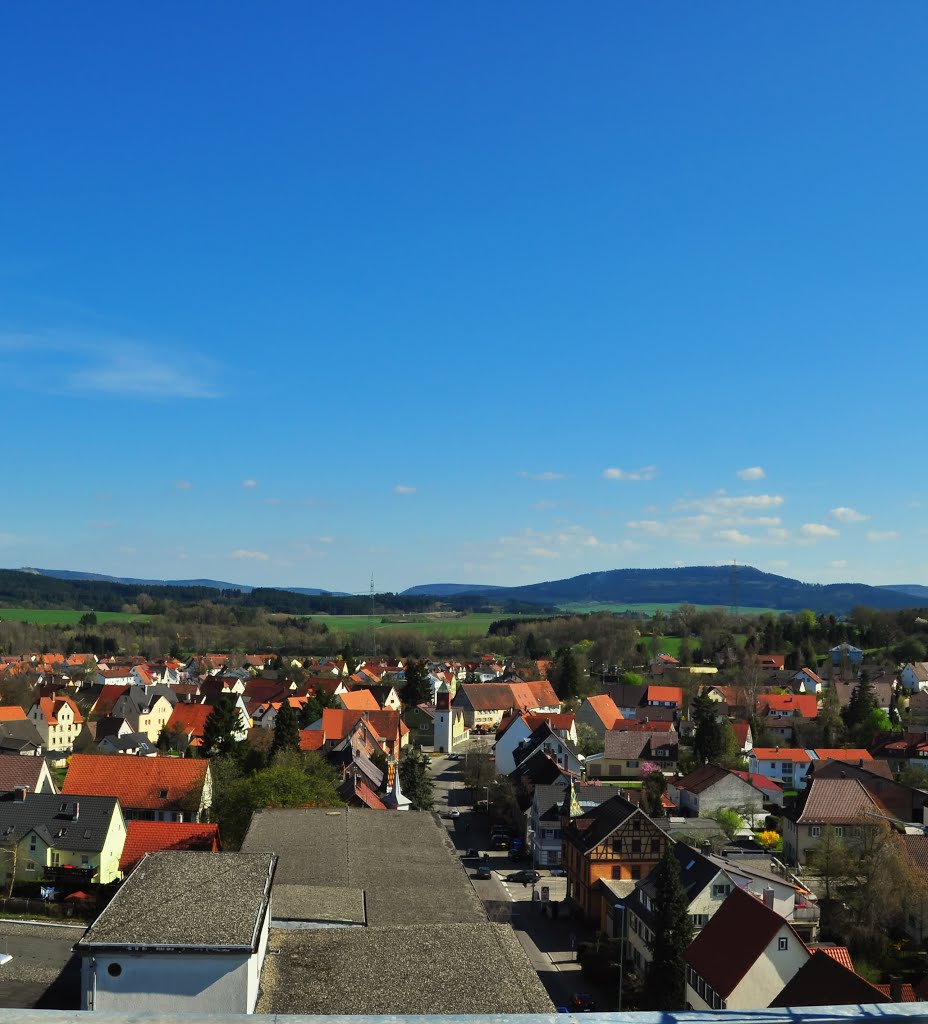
[0,707,26,722]
[119,820,221,872]
[338,689,381,712]
[63,753,212,822]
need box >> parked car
[505,869,541,884]
[569,993,595,1012]
[475,864,493,880]
[548,867,566,877]
[447,809,460,818]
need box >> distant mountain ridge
[401,583,505,597]
[403,566,925,614]
[20,568,349,597]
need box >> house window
[835,827,844,838]
[778,937,788,951]
[631,839,641,854]
[692,914,709,926]
[50,853,60,867]
[809,826,821,838]
[25,860,36,873]
[712,883,731,898]
[29,836,37,852]
[630,866,641,880]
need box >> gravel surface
[258,923,554,1015]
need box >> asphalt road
[0,920,83,1009]
[427,750,614,1011]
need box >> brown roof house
[685,886,809,1010]
[585,729,678,780]
[667,763,783,818]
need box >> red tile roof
[752,747,813,762]
[299,730,325,751]
[759,693,819,718]
[165,703,214,743]
[339,689,381,712]
[62,753,209,812]
[645,685,683,705]
[119,820,220,872]
[809,944,854,970]
[874,983,917,1002]
[0,707,26,722]
[35,696,84,726]
[686,886,807,998]
[582,694,624,729]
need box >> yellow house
[0,790,126,886]
[27,696,85,753]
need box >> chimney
[762,887,775,909]
[13,786,27,802]
[71,801,80,821]
[889,975,903,1002]
[775,745,780,753]
[701,840,712,856]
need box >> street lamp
[484,785,491,824]
[613,902,626,1011]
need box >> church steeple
[382,756,411,811]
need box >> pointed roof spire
[382,757,411,811]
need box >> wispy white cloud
[603,465,658,481]
[714,529,755,545]
[827,559,849,569]
[0,331,221,400]
[174,480,193,490]
[532,500,556,510]
[230,548,269,560]
[519,470,567,481]
[393,484,416,494]
[800,523,840,539]
[264,498,281,506]
[90,520,119,530]
[866,530,899,542]
[242,479,258,489]
[830,506,869,523]
[677,493,784,516]
[736,466,766,481]
[318,536,336,544]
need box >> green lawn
[303,612,530,639]
[558,602,780,615]
[0,608,152,625]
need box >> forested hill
[0,569,544,616]
[412,566,921,614]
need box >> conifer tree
[644,846,695,1010]
[201,697,241,757]
[271,700,301,757]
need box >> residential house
[902,662,928,693]
[452,680,561,732]
[562,795,671,926]
[77,851,276,1014]
[0,753,57,794]
[111,686,176,743]
[95,665,136,688]
[527,783,569,868]
[586,729,678,780]
[511,721,584,778]
[63,753,212,822]
[575,694,624,738]
[667,764,782,818]
[306,708,409,760]
[685,886,809,1010]
[0,717,44,756]
[900,835,928,945]
[118,820,222,874]
[164,695,250,749]
[782,777,884,866]
[831,672,895,714]
[366,684,402,711]
[496,713,577,775]
[749,748,813,790]
[0,789,126,886]
[731,720,754,754]
[756,655,786,671]
[829,643,864,666]
[604,683,649,719]
[97,732,158,756]
[770,948,889,1007]
[625,842,739,974]
[793,667,825,694]
[338,689,382,713]
[644,685,684,711]
[27,695,84,753]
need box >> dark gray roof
[564,793,641,853]
[512,721,581,769]
[0,720,43,753]
[0,791,118,851]
[0,754,51,794]
[242,807,486,927]
[77,851,276,951]
[533,782,568,820]
[257,923,553,1015]
[98,733,157,755]
[626,841,720,926]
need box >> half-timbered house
[561,794,671,926]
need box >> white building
[77,850,276,1014]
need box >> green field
[303,612,526,638]
[558,601,780,616]
[0,608,152,625]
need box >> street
[427,750,618,1011]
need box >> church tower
[433,681,454,753]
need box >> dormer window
[159,789,169,799]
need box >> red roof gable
[686,887,807,997]
[646,685,683,705]
[166,703,214,741]
[119,820,220,872]
[299,730,325,751]
[759,693,819,718]
[62,753,209,811]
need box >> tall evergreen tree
[271,700,301,757]
[403,660,432,706]
[398,748,434,810]
[844,670,877,730]
[644,847,695,1010]
[692,693,723,764]
[201,697,241,757]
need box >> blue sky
[2,3,926,592]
